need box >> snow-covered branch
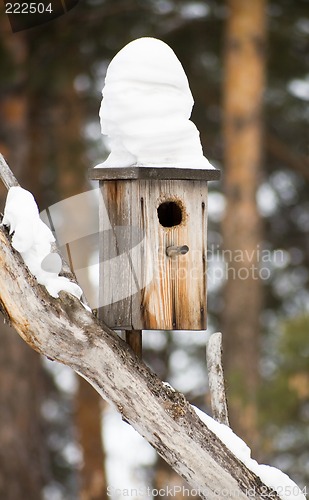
[0,158,304,500]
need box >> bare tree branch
[0,222,282,500]
[0,154,19,189]
[0,155,283,500]
[206,332,230,426]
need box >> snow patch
[162,381,176,391]
[97,37,215,170]
[3,186,83,301]
[192,406,306,500]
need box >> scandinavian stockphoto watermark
[39,188,284,309]
[106,484,307,499]
[207,244,285,284]
[4,0,79,32]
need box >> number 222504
[5,3,53,14]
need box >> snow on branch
[0,154,83,301]
[0,154,305,500]
[2,185,83,299]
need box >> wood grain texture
[99,181,135,328]
[98,179,208,330]
[125,330,142,358]
[89,166,220,182]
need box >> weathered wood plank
[98,181,135,328]
[89,166,220,182]
[126,180,208,330]
[97,179,208,330]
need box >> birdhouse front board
[90,167,220,331]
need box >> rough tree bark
[0,160,282,500]
[0,329,49,500]
[222,0,266,454]
[206,332,230,426]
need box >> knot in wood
[162,389,187,420]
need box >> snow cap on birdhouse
[97,37,215,170]
[90,37,220,331]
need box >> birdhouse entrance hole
[157,200,183,228]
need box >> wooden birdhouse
[89,166,220,331]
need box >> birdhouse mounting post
[125,329,143,358]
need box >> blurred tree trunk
[0,17,28,198]
[76,379,107,500]
[50,78,107,500]
[0,330,49,500]
[1,9,107,493]
[0,16,49,499]
[222,0,267,455]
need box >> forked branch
[0,154,283,500]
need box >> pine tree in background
[0,14,50,499]
[222,0,266,456]
[0,0,308,495]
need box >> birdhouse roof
[89,166,220,182]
